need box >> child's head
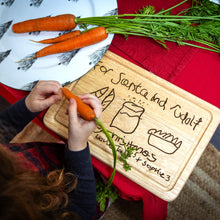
[0,145,77,220]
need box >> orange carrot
[30,30,81,44]
[12,14,76,33]
[61,87,96,121]
[33,26,108,58]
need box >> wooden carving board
[44,51,220,201]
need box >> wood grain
[43,51,220,201]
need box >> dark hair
[0,145,77,220]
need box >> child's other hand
[25,80,62,112]
[67,94,102,152]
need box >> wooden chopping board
[44,50,220,201]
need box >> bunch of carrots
[12,0,220,61]
[13,14,109,61]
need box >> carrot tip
[29,39,39,43]
[16,56,36,63]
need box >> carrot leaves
[96,180,118,212]
[76,0,220,53]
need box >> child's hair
[0,145,77,220]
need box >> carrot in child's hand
[12,14,76,33]
[30,30,81,44]
[61,87,96,121]
[61,86,117,201]
[33,26,108,58]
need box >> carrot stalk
[12,14,76,33]
[61,87,117,211]
[30,30,81,44]
[95,118,117,187]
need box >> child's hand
[25,80,62,112]
[67,94,102,152]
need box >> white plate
[0,0,117,91]
[209,0,219,4]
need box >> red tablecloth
[1,1,220,219]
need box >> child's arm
[64,94,102,219]
[0,80,62,143]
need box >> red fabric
[172,50,220,107]
[4,142,64,174]
[111,0,197,81]
[16,151,39,172]
[1,1,220,219]
[0,84,27,104]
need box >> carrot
[30,30,81,44]
[17,27,108,62]
[12,14,76,33]
[61,87,96,121]
[27,26,107,59]
[36,27,107,58]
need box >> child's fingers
[68,98,78,124]
[79,94,102,118]
[40,94,60,110]
[79,93,100,102]
[36,80,62,96]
